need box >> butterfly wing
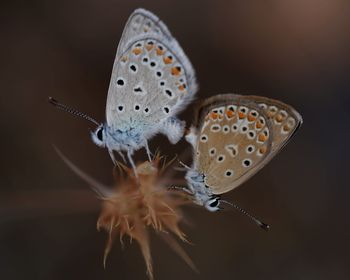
[106,9,197,132]
[115,8,173,57]
[243,95,303,153]
[193,94,302,195]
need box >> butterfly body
[92,117,185,154]
[185,169,220,211]
[92,123,142,149]
[184,94,302,211]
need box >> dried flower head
[57,149,196,280]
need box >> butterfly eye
[204,198,220,212]
[97,128,103,141]
[209,199,219,208]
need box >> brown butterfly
[182,94,302,228]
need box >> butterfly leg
[178,159,191,170]
[108,149,117,165]
[117,150,126,163]
[127,149,138,178]
[184,126,197,148]
[144,140,153,162]
[168,185,193,195]
[160,117,186,144]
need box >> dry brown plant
[57,150,196,280]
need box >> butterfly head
[91,124,106,148]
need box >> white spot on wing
[242,159,252,167]
[232,124,238,132]
[225,144,238,157]
[222,125,230,134]
[247,130,256,139]
[216,154,225,163]
[210,124,221,133]
[224,169,234,177]
[200,134,208,143]
[246,145,255,154]
[209,147,216,156]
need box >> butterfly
[49,8,197,172]
[181,94,302,226]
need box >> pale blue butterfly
[49,8,198,172]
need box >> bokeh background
[1,0,350,279]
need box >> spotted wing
[115,8,173,57]
[243,96,303,154]
[106,9,197,131]
[193,94,302,195]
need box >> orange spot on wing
[259,146,267,154]
[178,84,186,91]
[238,112,246,119]
[156,48,165,55]
[210,112,218,120]
[283,124,291,131]
[163,56,173,64]
[267,111,276,118]
[248,115,256,122]
[145,44,153,51]
[171,67,181,76]
[256,121,263,129]
[276,114,283,122]
[226,110,234,118]
[132,48,142,55]
[258,134,267,142]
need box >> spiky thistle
[56,149,196,280]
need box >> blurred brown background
[1,0,350,279]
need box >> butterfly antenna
[48,97,100,126]
[221,200,270,231]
